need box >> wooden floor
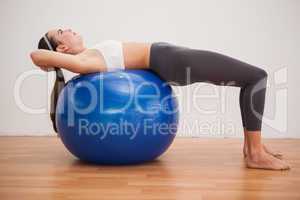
[0,137,299,200]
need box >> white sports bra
[91,40,125,72]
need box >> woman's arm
[30,49,107,74]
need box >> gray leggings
[149,42,268,131]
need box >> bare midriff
[122,42,152,69]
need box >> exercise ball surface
[56,70,179,164]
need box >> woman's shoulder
[78,45,105,61]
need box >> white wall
[0,0,299,138]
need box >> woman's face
[47,28,84,54]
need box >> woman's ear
[56,44,69,53]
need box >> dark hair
[37,33,65,133]
[38,33,59,51]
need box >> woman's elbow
[30,51,38,63]
[30,50,44,66]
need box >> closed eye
[57,29,63,35]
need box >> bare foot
[263,145,283,159]
[244,144,283,159]
[245,148,290,170]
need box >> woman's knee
[258,68,268,79]
[251,67,268,83]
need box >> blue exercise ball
[56,70,179,164]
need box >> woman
[30,28,290,170]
